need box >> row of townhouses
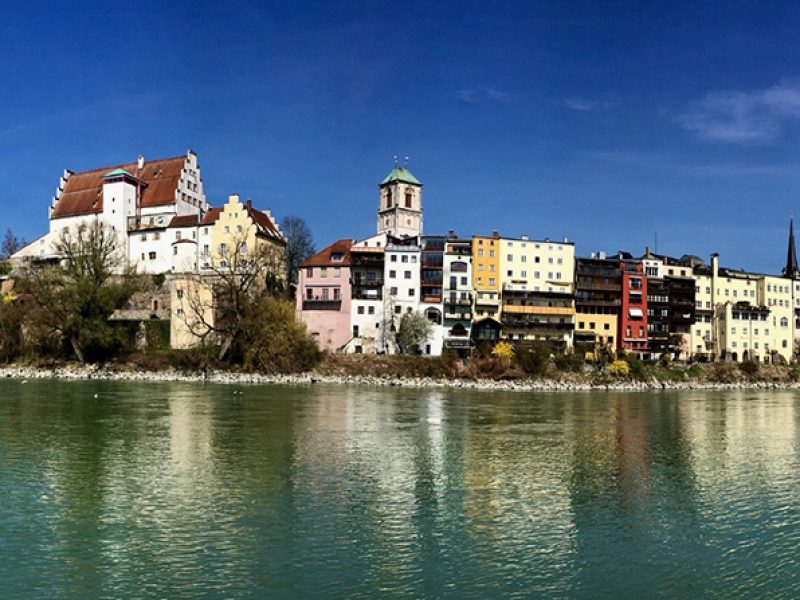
[296,166,800,364]
[11,151,287,348]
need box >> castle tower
[377,165,423,238]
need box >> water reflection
[2,381,800,598]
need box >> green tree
[238,295,320,373]
[396,311,432,354]
[18,221,141,362]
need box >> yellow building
[691,254,793,363]
[208,194,286,279]
[171,194,286,349]
[472,233,501,320]
[497,235,576,348]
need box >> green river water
[1,379,799,598]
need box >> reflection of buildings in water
[461,396,577,574]
[679,392,798,496]
[168,387,214,468]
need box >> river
[1,379,799,598]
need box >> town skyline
[5,1,800,272]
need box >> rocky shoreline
[2,365,800,392]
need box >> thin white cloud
[457,87,515,103]
[678,79,800,142]
[563,97,609,111]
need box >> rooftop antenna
[393,155,399,167]
[404,156,410,168]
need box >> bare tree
[2,229,26,259]
[280,215,315,285]
[17,221,140,362]
[174,228,286,360]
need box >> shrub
[553,352,584,373]
[609,360,630,377]
[515,343,551,377]
[623,354,646,380]
[686,364,702,378]
[491,341,515,362]
[238,296,320,373]
[739,360,759,377]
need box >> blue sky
[3,1,800,271]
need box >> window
[177,289,184,299]
[306,267,313,277]
[409,288,415,297]
[176,308,184,318]
[219,243,227,255]
[149,251,156,260]
[390,287,398,296]
[224,225,230,233]
[240,242,248,255]
[153,232,160,241]
[507,254,513,261]
[333,288,341,300]
[389,270,396,278]
[489,278,495,286]
[489,250,495,257]
[395,306,402,314]
[358,306,365,314]
[401,255,408,263]
[404,271,411,279]
[478,249,484,257]
[141,233,147,241]
[175,231,182,240]
[391,255,397,262]
[320,267,327,278]
[368,306,375,315]
[237,224,243,232]
[334,268,341,277]
[405,190,412,207]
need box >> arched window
[386,188,393,208]
[425,308,442,325]
[405,190,413,208]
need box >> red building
[618,258,648,354]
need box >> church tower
[377,165,423,238]
[784,217,799,278]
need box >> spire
[784,217,798,278]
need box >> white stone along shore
[1,365,799,392]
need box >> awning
[628,308,643,318]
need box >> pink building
[296,239,354,351]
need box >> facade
[442,237,474,353]
[499,236,576,348]
[349,245,387,353]
[419,235,445,356]
[295,239,354,352]
[575,256,621,353]
[617,255,648,354]
[472,233,502,320]
[14,151,207,271]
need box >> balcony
[350,277,384,287]
[302,299,342,311]
[445,311,472,320]
[575,298,621,307]
[352,291,383,300]
[475,295,501,305]
[502,318,574,330]
[576,281,620,292]
[422,260,444,269]
[444,296,473,306]
[503,304,574,316]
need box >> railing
[444,297,472,305]
[350,278,384,286]
[576,282,619,292]
[352,292,383,300]
[575,299,621,307]
[445,311,472,320]
[302,299,342,311]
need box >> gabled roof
[52,155,187,219]
[246,204,285,244]
[200,207,223,225]
[380,167,421,186]
[168,214,201,228]
[301,239,354,268]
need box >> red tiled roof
[301,239,354,267]
[168,214,201,228]
[52,155,187,219]
[200,208,223,225]
[247,205,285,244]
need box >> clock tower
[377,166,423,238]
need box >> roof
[200,208,223,225]
[246,204,285,244]
[380,167,421,186]
[301,239,354,268]
[168,214,201,228]
[52,155,187,219]
[104,168,134,178]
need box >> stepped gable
[51,155,186,218]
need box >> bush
[609,360,630,377]
[237,296,320,373]
[739,360,759,377]
[553,352,584,373]
[491,341,515,362]
[515,343,551,377]
[144,321,170,350]
[623,354,646,380]
[686,364,703,379]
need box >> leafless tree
[174,228,286,360]
[2,229,26,259]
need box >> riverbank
[3,363,800,392]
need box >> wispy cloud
[457,87,515,103]
[563,96,609,111]
[677,79,800,142]
[586,150,800,178]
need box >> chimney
[645,245,651,257]
[246,199,252,209]
[521,234,529,241]
[137,155,145,171]
[492,230,500,238]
